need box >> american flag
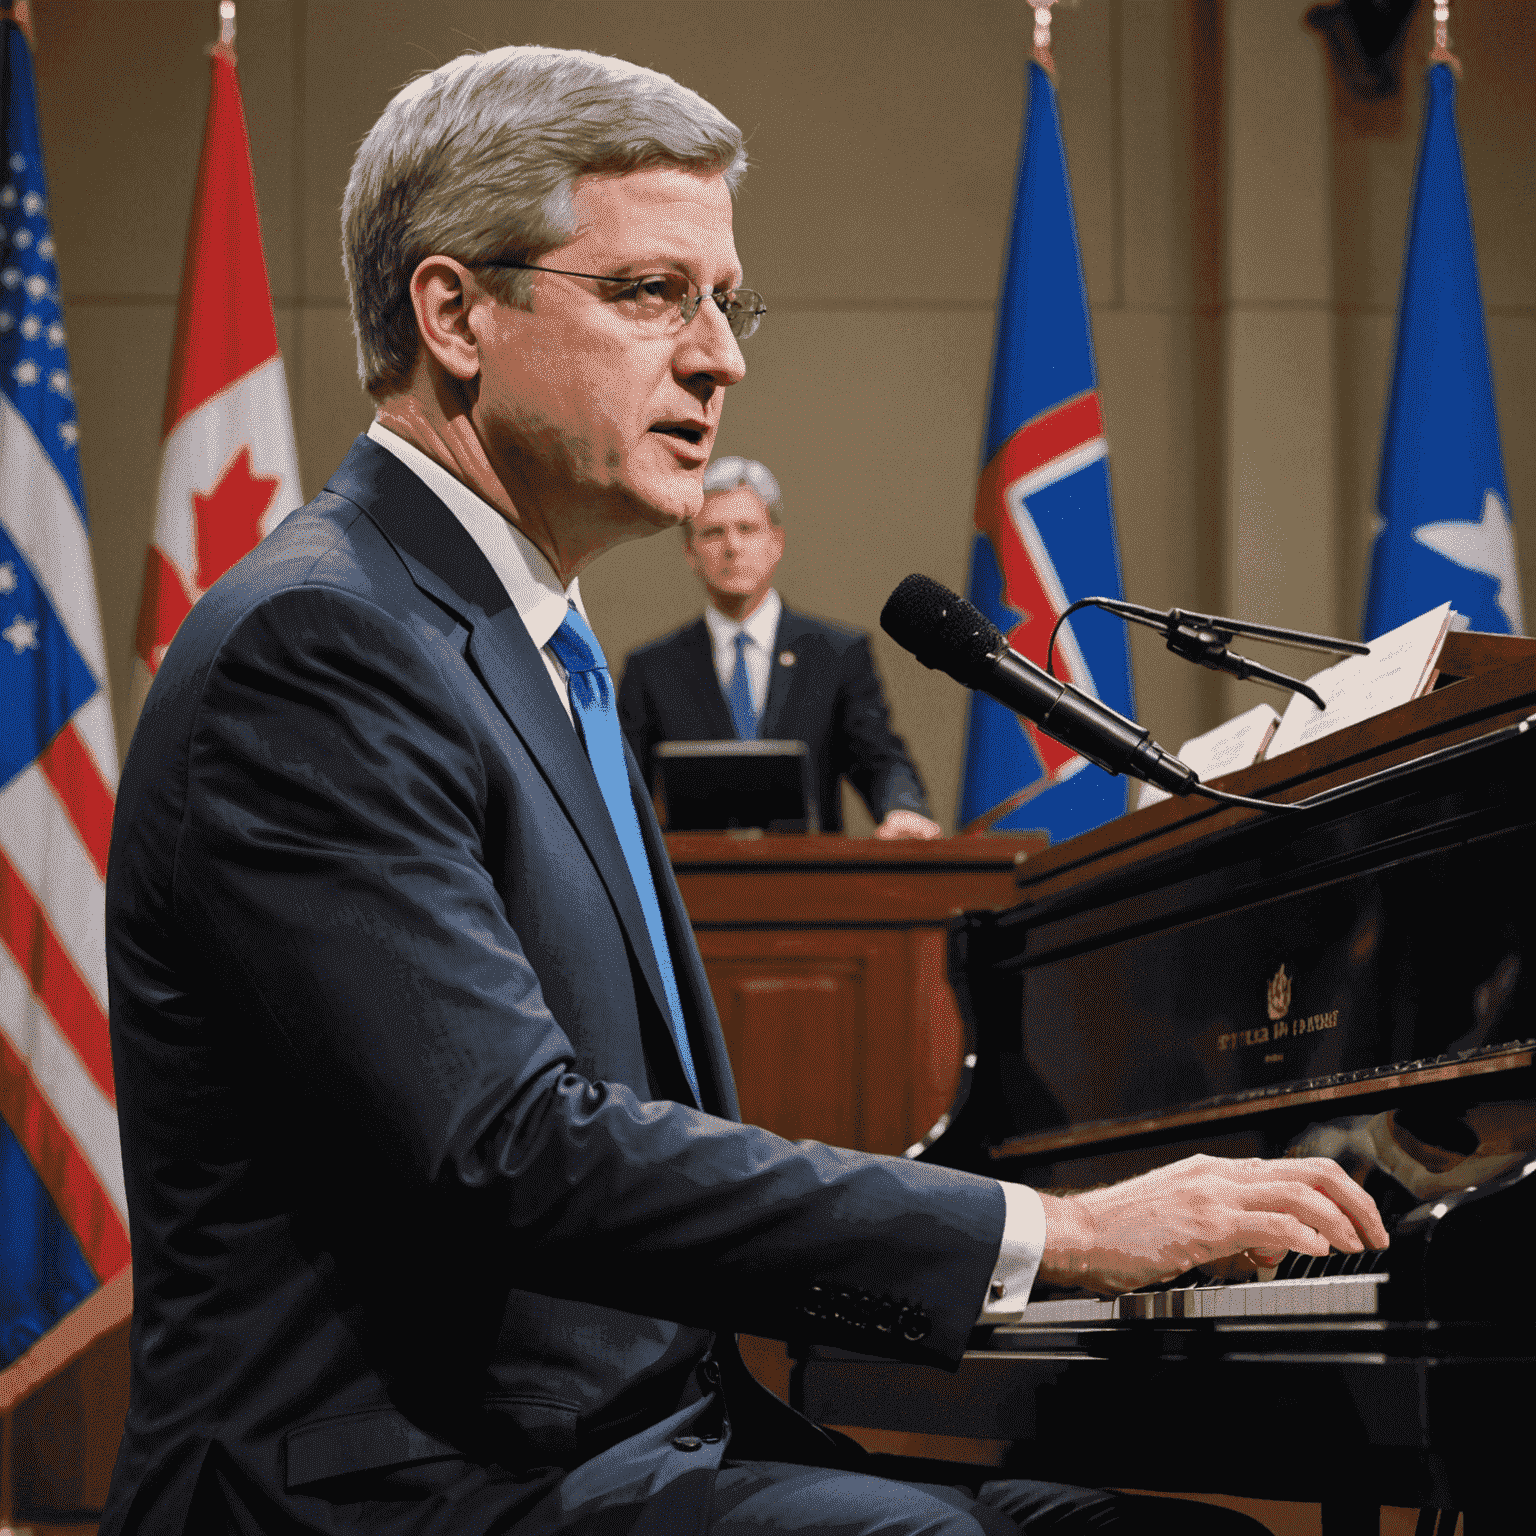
[1,12,129,1367]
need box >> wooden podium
[667,833,1043,1157]
[0,1267,131,1532]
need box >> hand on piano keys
[1033,1152,1390,1296]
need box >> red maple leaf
[194,445,279,591]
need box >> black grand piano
[794,630,1536,1534]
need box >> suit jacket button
[672,1435,704,1452]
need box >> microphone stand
[1052,598,1370,711]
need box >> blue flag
[1,15,128,1366]
[1362,63,1523,640]
[960,61,1134,840]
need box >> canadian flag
[133,42,300,708]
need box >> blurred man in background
[619,455,942,837]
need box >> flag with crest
[959,59,1135,840]
[1,10,129,1366]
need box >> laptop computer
[653,740,818,833]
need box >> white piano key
[1014,1270,1388,1327]
[1017,1295,1117,1324]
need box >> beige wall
[29,0,1536,833]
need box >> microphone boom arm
[1051,598,1371,712]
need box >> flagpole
[1031,1,1057,81]
[213,0,236,64]
[1428,0,1461,77]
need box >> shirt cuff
[979,1182,1045,1322]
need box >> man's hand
[1036,1154,1389,1295]
[874,809,942,840]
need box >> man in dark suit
[618,456,942,837]
[103,43,1384,1536]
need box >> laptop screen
[653,740,817,833]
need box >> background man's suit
[103,437,1005,1534]
[617,611,930,833]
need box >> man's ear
[768,523,786,571]
[409,256,482,383]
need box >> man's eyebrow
[597,257,745,287]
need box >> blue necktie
[546,609,700,1103]
[726,631,759,740]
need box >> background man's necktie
[546,609,701,1103]
[726,630,759,740]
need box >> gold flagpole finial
[1032,1,1058,79]
[211,0,236,64]
[1428,0,1462,77]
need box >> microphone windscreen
[880,574,1004,676]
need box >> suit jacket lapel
[677,620,736,739]
[324,438,699,1101]
[632,758,737,1120]
[758,607,806,740]
[465,613,703,1108]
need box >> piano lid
[937,635,1536,1165]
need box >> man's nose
[676,299,747,390]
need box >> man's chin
[621,477,703,533]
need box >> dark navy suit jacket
[617,610,930,833]
[102,437,1003,1535]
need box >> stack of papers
[1135,603,1457,810]
[1264,602,1456,758]
[1137,704,1280,810]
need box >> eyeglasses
[475,260,767,340]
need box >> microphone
[880,574,1200,797]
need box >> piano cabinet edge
[794,1349,1535,1512]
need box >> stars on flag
[0,561,16,593]
[1412,489,1524,631]
[1,139,83,500]
[3,612,40,654]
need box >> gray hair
[701,455,782,519]
[342,46,748,398]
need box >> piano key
[1016,1271,1389,1326]
[1012,1294,1118,1324]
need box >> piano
[794,630,1536,1534]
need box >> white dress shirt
[703,588,781,719]
[366,421,1047,1320]
[368,422,583,724]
